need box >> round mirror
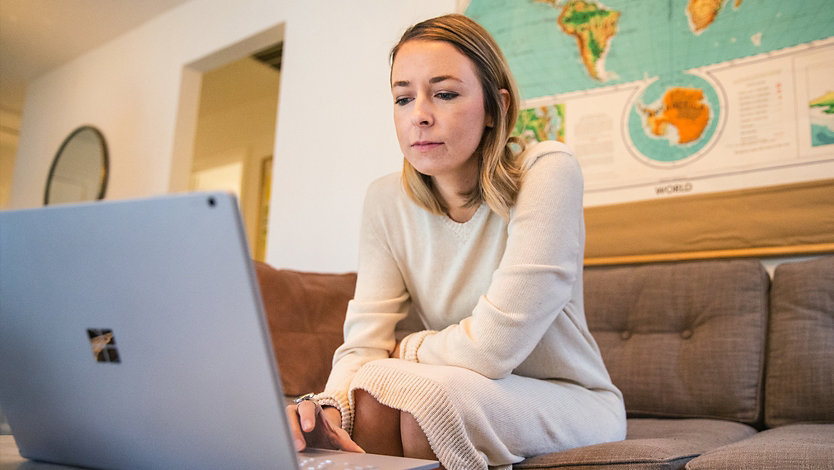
[44,126,109,205]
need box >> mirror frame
[44,125,109,205]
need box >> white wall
[268,2,459,272]
[9,0,457,272]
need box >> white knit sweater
[316,141,622,453]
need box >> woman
[287,14,626,470]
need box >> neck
[433,174,479,223]
[446,203,479,223]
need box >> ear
[486,89,511,128]
[499,88,510,114]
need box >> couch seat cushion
[684,424,834,470]
[515,418,756,470]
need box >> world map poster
[464,0,834,206]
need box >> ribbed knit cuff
[399,330,435,363]
[314,390,353,434]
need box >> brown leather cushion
[253,261,356,397]
[584,259,769,424]
[765,256,834,427]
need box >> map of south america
[537,0,621,81]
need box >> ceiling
[0,0,192,115]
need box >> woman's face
[391,40,488,187]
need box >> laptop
[0,192,437,470]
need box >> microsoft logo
[87,329,121,363]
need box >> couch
[254,256,834,469]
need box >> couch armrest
[253,261,356,397]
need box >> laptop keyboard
[297,455,378,469]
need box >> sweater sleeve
[399,142,584,379]
[316,176,410,433]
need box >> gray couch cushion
[584,260,769,424]
[684,424,834,470]
[765,256,834,427]
[516,419,756,470]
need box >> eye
[394,97,413,106]
[435,91,459,101]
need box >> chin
[404,157,431,175]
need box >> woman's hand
[287,399,364,453]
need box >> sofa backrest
[584,259,770,425]
[254,261,356,397]
[765,255,834,428]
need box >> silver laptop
[0,192,437,470]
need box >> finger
[334,427,365,453]
[297,400,318,432]
[285,404,306,451]
[316,409,364,453]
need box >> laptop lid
[0,193,300,469]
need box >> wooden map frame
[583,178,834,265]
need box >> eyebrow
[391,75,463,89]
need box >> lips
[412,141,443,152]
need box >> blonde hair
[390,14,525,220]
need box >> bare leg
[351,389,403,456]
[401,411,441,465]
[352,389,444,468]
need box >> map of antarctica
[627,72,721,165]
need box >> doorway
[174,26,283,262]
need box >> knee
[353,389,399,427]
[353,389,374,410]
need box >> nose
[411,95,434,127]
